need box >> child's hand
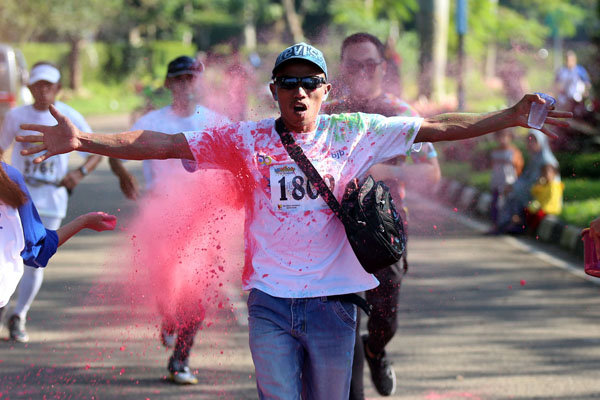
[84,212,117,231]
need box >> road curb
[436,178,585,260]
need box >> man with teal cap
[16,42,570,399]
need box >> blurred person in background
[108,55,232,385]
[489,129,524,228]
[493,130,561,235]
[525,163,564,233]
[0,62,103,343]
[554,50,591,117]
[323,32,441,398]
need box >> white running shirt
[0,203,24,307]
[184,113,422,298]
[131,105,229,190]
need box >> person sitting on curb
[489,129,524,229]
[493,129,561,235]
[525,163,564,233]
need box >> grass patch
[561,199,600,228]
[61,81,142,117]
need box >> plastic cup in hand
[582,229,600,278]
[527,92,556,129]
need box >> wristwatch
[78,166,89,176]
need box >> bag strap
[274,118,352,226]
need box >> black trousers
[349,261,404,400]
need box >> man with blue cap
[16,42,571,399]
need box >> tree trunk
[417,0,449,102]
[244,1,257,51]
[485,0,499,80]
[69,37,83,92]
[431,0,449,103]
[281,0,304,43]
[417,0,434,99]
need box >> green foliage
[19,43,71,69]
[18,41,196,86]
[61,81,142,116]
[561,198,600,227]
[562,179,600,202]
[556,152,600,179]
[0,0,119,42]
[329,0,418,37]
[447,0,549,59]
[504,0,591,37]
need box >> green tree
[0,0,119,91]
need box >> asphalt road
[1,115,599,399]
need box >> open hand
[511,94,572,139]
[16,104,83,164]
[83,212,117,232]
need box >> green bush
[561,198,600,228]
[61,81,142,116]
[556,152,600,179]
[16,41,197,86]
[563,178,600,202]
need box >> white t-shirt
[0,102,91,218]
[131,105,229,190]
[183,113,422,298]
[0,203,24,307]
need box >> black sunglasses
[274,76,327,91]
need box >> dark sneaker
[363,334,396,396]
[8,314,29,343]
[168,357,198,385]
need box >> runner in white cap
[0,61,103,343]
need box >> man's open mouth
[293,104,308,112]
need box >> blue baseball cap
[272,42,328,80]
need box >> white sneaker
[168,358,198,385]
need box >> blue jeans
[247,288,357,400]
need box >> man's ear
[269,83,278,101]
[322,83,332,101]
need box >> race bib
[269,163,335,213]
[22,157,57,185]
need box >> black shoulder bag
[274,118,406,274]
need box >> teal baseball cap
[272,42,328,80]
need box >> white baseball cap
[29,64,61,85]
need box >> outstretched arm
[416,94,571,143]
[16,104,194,164]
[56,212,117,246]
